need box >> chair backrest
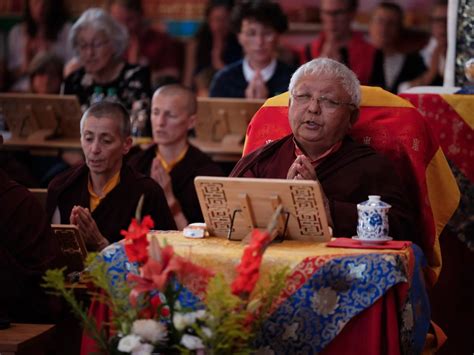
[29,188,48,210]
[242,86,460,285]
[195,97,264,142]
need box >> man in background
[300,0,375,85]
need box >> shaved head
[153,84,197,115]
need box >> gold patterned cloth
[149,232,409,282]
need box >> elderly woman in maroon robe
[231,58,414,240]
[46,102,176,251]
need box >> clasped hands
[70,206,109,251]
[245,71,269,99]
[287,155,333,226]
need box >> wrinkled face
[151,93,195,146]
[238,19,278,67]
[109,3,141,35]
[208,6,231,35]
[29,0,46,23]
[31,71,62,94]
[81,115,131,178]
[76,27,114,75]
[369,7,401,49]
[320,0,354,39]
[431,5,447,45]
[289,73,358,151]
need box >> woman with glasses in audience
[209,0,294,99]
[63,8,151,112]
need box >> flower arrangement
[43,212,288,354]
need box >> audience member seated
[63,8,151,112]
[300,0,375,85]
[46,102,176,251]
[409,0,448,87]
[368,2,426,93]
[127,85,224,229]
[230,58,414,240]
[209,0,294,99]
[28,50,63,94]
[7,0,73,92]
[0,134,61,323]
[108,0,182,87]
[183,0,242,89]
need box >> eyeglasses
[241,29,276,42]
[291,93,356,112]
[76,39,109,52]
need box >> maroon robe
[127,144,224,223]
[46,164,176,245]
[231,135,415,241]
[0,169,61,322]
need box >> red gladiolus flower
[121,215,154,264]
[231,229,270,297]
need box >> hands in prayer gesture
[70,205,109,251]
[287,155,316,180]
[151,158,188,229]
[151,158,173,197]
[287,155,333,227]
[245,71,269,99]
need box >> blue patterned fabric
[254,252,408,353]
[400,244,431,354]
[99,242,429,354]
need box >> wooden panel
[0,323,55,354]
[195,176,330,242]
[195,97,264,142]
[51,224,87,272]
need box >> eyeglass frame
[76,39,110,53]
[290,91,357,112]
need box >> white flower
[180,334,205,350]
[132,319,168,344]
[173,311,203,331]
[131,342,154,355]
[173,313,187,331]
[195,309,207,320]
[118,334,142,352]
[202,327,212,338]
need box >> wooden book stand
[194,176,331,242]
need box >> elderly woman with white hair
[231,57,415,241]
[63,8,150,112]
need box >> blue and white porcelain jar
[356,195,391,240]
